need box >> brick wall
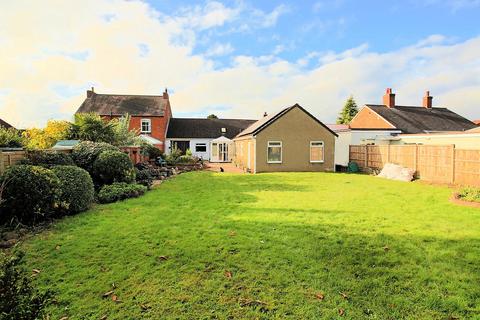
[349,107,395,129]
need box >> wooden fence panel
[0,151,27,174]
[349,144,480,187]
[454,149,480,187]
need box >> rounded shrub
[22,150,74,167]
[97,183,147,204]
[52,166,95,214]
[135,168,153,189]
[0,165,60,225]
[93,150,135,185]
[71,141,119,173]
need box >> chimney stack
[423,91,433,109]
[163,88,169,99]
[383,88,395,108]
[87,87,95,98]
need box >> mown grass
[21,172,480,319]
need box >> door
[219,143,229,162]
[247,141,251,169]
[211,143,219,162]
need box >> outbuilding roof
[236,104,338,137]
[0,118,14,129]
[364,104,476,134]
[166,118,256,139]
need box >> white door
[211,143,219,162]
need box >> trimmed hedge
[22,150,74,167]
[52,166,95,214]
[93,150,135,185]
[72,141,119,173]
[0,165,60,225]
[97,183,147,204]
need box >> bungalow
[334,88,477,166]
[76,88,172,150]
[233,104,337,173]
[165,118,255,161]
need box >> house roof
[236,104,338,138]
[364,104,477,134]
[0,118,13,129]
[166,118,256,139]
[76,92,168,116]
[467,126,480,133]
[326,124,350,133]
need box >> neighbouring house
[76,88,172,150]
[233,104,337,173]
[0,118,14,129]
[391,126,480,149]
[334,88,477,167]
[165,118,256,161]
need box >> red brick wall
[349,107,395,129]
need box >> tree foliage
[23,120,71,149]
[207,114,218,119]
[337,96,359,124]
[0,127,25,148]
[70,113,115,144]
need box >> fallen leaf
[339,308,345,316]
[315,293,324,300]
[100,316,107,320]
[140,303,151,311]
[158,256,169,261]
[383,245,390,251]
[340,292,349,300]
[112,294,118,302]
[32,269,41,274]
[102,290,114,298]
[239,298,267,307]
[224,270,233,279]
[59,317,68,320]
[55,244,61,250]
[111,282,116,289]
[229,231,236,237]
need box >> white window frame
[195,143,207,153]
[310,141,324,163]
[140,119,151,133]
[267,141,282,164]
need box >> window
[310,141,324,163]
[195,143,207,152]
[267,141,282,163]
[141,119,151,133]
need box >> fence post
[451,145,455,184]
[387,145,391,163]
[364,145,368,168]
[414,145,418,173]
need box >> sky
[1,0,480,128]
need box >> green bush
[0,165,60,225]
[52,166,95,214]
[135,168,153,189]
[458,187,480,203]
[72,141,119,173]
[22,150,74,167]
[97,183,147,204]
[165,147,182,165]
[177,155,197,164]
[141,143,163,159]
[0,127,24,148]
[93,150,135,185]
[0,251,51,320]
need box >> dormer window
[221,128,226,133]
[141,119,151,133]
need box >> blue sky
[0,0,479,127]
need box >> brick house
[76,88,172,150]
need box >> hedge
[52,166,95,214]
[22,150,74,167]
[0,165,60,225]
[93,150,135,185]
[72,141,119,173]
[97,183,147,204]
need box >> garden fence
[349,144,480,186]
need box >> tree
[337,96,359,124]
[70,113,115,144]
[23,120,71,149]
[207,114,218,119]
[110,114,142,146]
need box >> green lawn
[22,172,480,319]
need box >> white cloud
[204,43,234,57]
[0,0,479,128]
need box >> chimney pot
[263,112,268,117]
[163,88,169,99]
[87,87,95,98]
[383,88,395,108]
[423,91,433,109]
